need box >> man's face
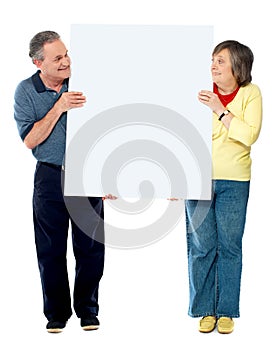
[35,39,71,82]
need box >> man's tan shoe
[217,317,234,334]
[199,316,217,333]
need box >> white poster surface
[65,24,213,199]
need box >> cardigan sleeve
[228,85,262,147]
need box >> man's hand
[57,91,86,113]
[24,91,86,149]
[102,194,118,200]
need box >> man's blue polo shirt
[14,70,68,166]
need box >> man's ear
[33,59,42,69]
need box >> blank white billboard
[64,24,213,199]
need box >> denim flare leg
[186,180,250,318]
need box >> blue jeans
[185,180,250,318]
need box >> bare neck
[40,73,63,92]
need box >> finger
[69,92,86,100]
[102,194,118,200]
[70,91,84,96]
[198,95,209,103]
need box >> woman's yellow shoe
[199,316,217,333]
[217,317,234,334]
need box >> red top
[213,83,240,107]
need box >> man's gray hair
[29,30,60,62]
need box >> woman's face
[211,48,237,89]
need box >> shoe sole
[199,327,216,333]
[218,328,234,334]
[47,328,63,333]
[82,325,99,331]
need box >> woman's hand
[198,90,234,129]
[198,90,225,116]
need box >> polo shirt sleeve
[14,81,36,141]
[228,85,262,147]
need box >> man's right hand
[57,91,87,112]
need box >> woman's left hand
[198,90,224,115]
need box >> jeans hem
[188,312,215,318]
[46,312,72,322]
[188,312,240,318]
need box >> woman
[186,40,262,334]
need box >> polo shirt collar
[31,70,69,93]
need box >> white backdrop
[1,1,276,349]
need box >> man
[14,31,105,333]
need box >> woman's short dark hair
[213,40,254,86]
[29,30,60,62]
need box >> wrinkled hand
[57,91,86,112]
[198,90,224,114]
[102,194,118,200]
[167,198,183,201]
